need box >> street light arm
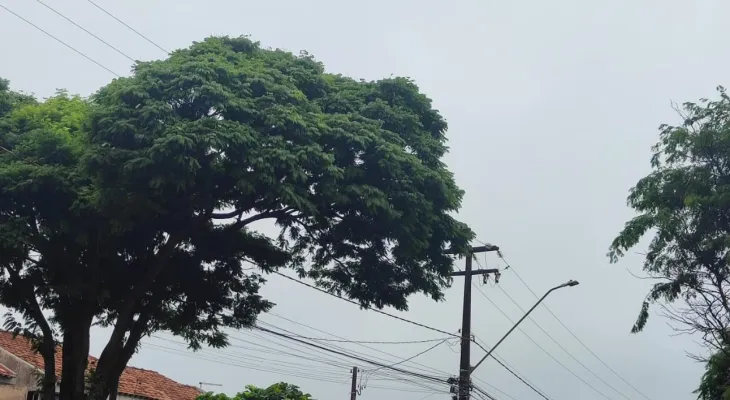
[470,280,578,373]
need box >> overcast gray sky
[2,0,727,399]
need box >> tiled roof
[0,331,201,400]
[0,362,16,378]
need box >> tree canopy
[609,86,730,343]
[197,383,312,400]
[0,85,90,400]
[608,87,730,398]
[0,36,472,399]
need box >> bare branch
[626,268,666,281]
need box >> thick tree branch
[104,231,187,351]
[211,209,245,220]
[234,208,296,228]
[6,261,54,340]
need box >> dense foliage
[697,348,730,400]
[196,383,312,400]
[608,87,730,398]
[0,36,472,399]
[0,84,92,399]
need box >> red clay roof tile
[0,331,200,400]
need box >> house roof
[0,362,16,378]
[0,331,201,400]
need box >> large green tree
[0,36,472,400]
[609,87,730,396]
[196,382,312,400]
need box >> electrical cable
[471,377,518,400]
[254,325,450,385]
[85,0,169,54]
[0,4,120,77]
[471,336,552,400]
[498,252,654,400]
[496,283,634,400]
[144,343,352,384]
[272,272,460,339]
[247,322,446,385]
[272,334,451,345]
[359,338,448,391]
[364,384,447,394]
[262,313,453,377]
[34,0,136,62]
[472,280,615,400]
[473,385,499,400]
[151,334,353,372]
[366,338,447,374]
[255,320,442,377]
[162,329,446,395]
[273,263,554,398]
[227,332,359,370]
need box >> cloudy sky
[2,0,727,399]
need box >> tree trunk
[90,309,153,400]
[59,313,93,400]
[88,340,131,400]
[4,260,58,399]
[96,371,122,400]
[86,352,115,400]
[40,339,56,400]
[108,377,119,400]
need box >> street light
[470,279,579,373]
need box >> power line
[272,271,460,339]
[471,281,615,400]
[145,343,351,384]
[253,321,447,379]
[361,338,449,391]
[151,334,354,372]
[238,326,450,395]
[364,384,447,395]
[469,373,518,400]
[492,355,550,400]
[261,314,454,378]
[470,260,554,400]
[254,325,450,385]
[0,4,120,77]
[264,306,510,400]
[366,338,447,374]
[34,0,136,62]
[473,385,499,400]
[148,336,449,395]
[496,283,634,400]
[85,0,169,54]
[254,319,452,379]
[471,337,552,400]
[274,334,451,345]
[276,263,553,399]
[500,254,655,400]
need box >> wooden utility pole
[349,367,358,400]
[450,244,500,400]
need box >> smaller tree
[197,383,312,400]
[0,83,90,400]
[608,86,730,352]
[697,347,730,400]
